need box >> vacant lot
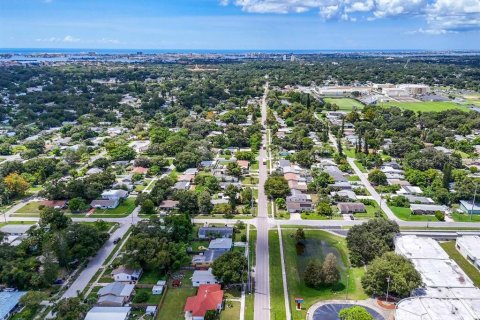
[379,101,468,112]
[324,98,364,111]
[282,229,367,320]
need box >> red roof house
[184,284,224,319]
[132,167,148,174]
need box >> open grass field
[440,241,480,287]
[269,230,286,320]
[379,101,469,112]
[15,201,44,214]
[324,98,364,111]
[282,229,367,320]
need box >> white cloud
[35,35,81,43]
[220,0,480,33]
[97,38,121,44]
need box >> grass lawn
[269,230,286,320]
[250,162,259,171]
[389,206,437,221]
[348,175,360,182]
[282,229,367,320]
[15,201,44,214]
[344,148,356,158]
[190,240,209,251]
[301,212,343,220]
[379,101,468,112]
[440,241,480,287]
[324,98,364,111]
[220,301,241,320]
[134,288,162,304]
[354,160,367,173]
[451,212,480,222]
[355,205,383,219]
[242,176,259,185]
[157,271,195,320]
[92,197,136,216]
[245,227,257,320]
[139,269,167,285]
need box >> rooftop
[0,291,26,320]
[84,307,131,320]
[457,236,480,259]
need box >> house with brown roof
[337,202,366,214]
[236,160,250,174]
[184,284,224,320]
[159,200,179,211]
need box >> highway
[254,82,271,320]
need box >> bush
[133,291,149,303]
[435,210,445,221]
[387,196,409,208]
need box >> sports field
[379,101,469,112]
[323,98,364,111]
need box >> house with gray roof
[192,268,220,287]
[337,202,366,214]
[208,238,232,252]
[198,227,233,239]
[98,282,135,307]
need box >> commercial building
[459,200,480,215]
[395,235,480,320]
[456,236,480,269]
[84,307,131,320]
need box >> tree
[212,251,247,285]
[197,191,213,215]
[174,190,198,215]
[140,198,156,215]
[322,253,340,285]
[316,202,333,216]
[40,208,71,231]
[4,172,30,197]
[173,151,199,172]
[275,197,286,210]
[264,175,290,199]
[227,162,242,178]
[304,259,323,287]
[68,197,89,213]
[368,169,387,186]
[133,291,149,303]
[53,297,88,320]
[108,145,136,161]
[292,150,314,168]
[346,219,399,266]
[387,196,409,208]
[361,252,421,298]
[295,228,305,243]
[339,306,374,320]
[442,163,452,189]
[20,291,48,309]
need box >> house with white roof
[456,236,480,269]
[85,307,131,320]
[192,268,220,287]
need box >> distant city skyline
[1,0,479,50]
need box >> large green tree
[212,251,247,285]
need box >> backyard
[156,271,195,320]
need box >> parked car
[113,237,121,244]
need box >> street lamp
[470,183,478,222]
[386,276,391,303]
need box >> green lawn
[269,230,286,320]
[324,98,364,111]
[301,212,343,220]
[245,227,256,320]
[139,269,167,285]
[440,241,480,287]
[157,271,195,320]
[92,197,136,216]
[389,206,436,221]
[282,229,367,320]
[15,201,44,214]
[379,101,469,112]
[451,212,480,222]
[348,175,360,182]
[220,301,241,320]
[354,161,367,173]
[134,288,162,304]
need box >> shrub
[435,210,445,221]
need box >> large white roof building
[395,235,480,320]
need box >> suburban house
[456,236,480,269]
[410,204,448,215]
[132,166,149,175]
[236,160,250,174]
[111,266,142,282]
[324,165,348,182]
[85,306,131,320]
[90,199,119,209]
[337,202,366,214]
[184,284,224,320]
[184,168,199,175]
[404,195,434,204]
[40,200,67,209]
[102,189,129,201]
[159,200,179,211]
[98,282,135,307]
[192,268,219,287]
[198,227,233,239]
[174,181,190,190]
[192,250,224,269]
[330,190,357,201]
[208,238,232,252]
[459,200,480,215]
[286,192,314,213]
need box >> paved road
[254,83,271,320]
[61,206,140,298]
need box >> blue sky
[0,0,479,50]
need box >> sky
[0,0,479,50]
